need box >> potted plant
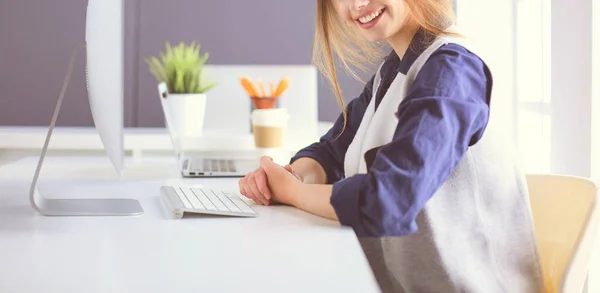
[145,41,217,138]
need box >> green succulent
[145,41,217,94]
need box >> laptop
[159,83,259,178]
[179,156,258,178]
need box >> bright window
[515,0,552,173]
[455,0,515,143]
[457,0,552,174]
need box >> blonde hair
[313,0,458,134]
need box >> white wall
[550,0,593,178]
[592,0,600,182]
[589,1,600,293]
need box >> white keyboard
[159,185,258,219]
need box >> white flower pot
[165,93,206,138]
[158,83,207,138]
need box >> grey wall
[0,0,371,127]
[0,0,138,127]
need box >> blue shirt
[290,30,493,238]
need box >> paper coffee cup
[251,108,289,148]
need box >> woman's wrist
[289,182,306,208]
[289,183,338,221]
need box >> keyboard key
[180,188,204,209]
[173,187,192,209]
[227,193,255,214]
[236,200,255,214]
[191,188,217,211]
[216,192,241,212]
[211,160,219,172]
[201,189,228,211]
[228,161,236,172]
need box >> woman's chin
[362,32,389,43]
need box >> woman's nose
[352,0,370,11]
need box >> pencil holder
[250,97,280,133]
[251,97,279,110]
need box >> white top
[0,155,380,293]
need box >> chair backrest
[526,174,600,293]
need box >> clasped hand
[238,156,303,206]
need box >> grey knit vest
[344,36,544,293]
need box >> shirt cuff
[290,149,343,184]
[331,174,368,236]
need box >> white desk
[0,154,380,293]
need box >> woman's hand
[239,156,338,221]
[238,157,301,206]
[258,156,304,206]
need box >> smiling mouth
[357,8,385,24]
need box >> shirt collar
[385,28,431,75]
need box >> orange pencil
[239,78,252,96]
[240,77,259,97]
[274,78,289,97]
[257,79,267,98]
[269,82,275,97]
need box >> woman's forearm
[292,184,339,221]
[290,157,328,185]
[286,157,339,221]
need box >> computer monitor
[28,0,143,216]
[86,0,125,176]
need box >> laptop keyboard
[191,159,236,172]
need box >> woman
[239,0,543,292]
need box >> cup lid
[251,108,289,127]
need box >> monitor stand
[29,43,143,217]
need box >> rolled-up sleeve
[290,76,375,184]
[331,45,493,238]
